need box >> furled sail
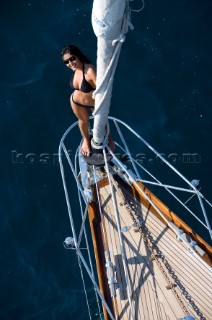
[91,0,130,145]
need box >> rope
[92,39,125,102]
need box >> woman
[61,44,96,156]
[61,44,115,156]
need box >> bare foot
[81,138,91,157]
[108,135,116,152]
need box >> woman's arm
[85,65,96,88]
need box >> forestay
[91,0,130,145]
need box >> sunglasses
[63,55,77,65]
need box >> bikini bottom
[71,94,94,109]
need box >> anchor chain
[114,182,191,316]
[127,201,191,316]
[119,185,207,320]
[110,178,206,319]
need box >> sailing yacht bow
[59,1,212,319]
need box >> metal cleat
[63,237,76,249]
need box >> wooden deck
[97,178,212,320]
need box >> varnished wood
[87,201,114,320]
[97,182,212,320]
[97,175,212,266]
[131,181,212,266]
[90,174,212,319]
[97,177,109,189]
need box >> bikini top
[70,62,95,93]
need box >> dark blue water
[1,1,212,319]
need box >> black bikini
[71,63,95,108]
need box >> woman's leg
[70,90,115,154]
[70,92,92,156]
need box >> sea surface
[1,1,212,319]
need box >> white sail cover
[91,0,129,145]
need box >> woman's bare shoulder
[85,64,96,73]
[84,64,96,81]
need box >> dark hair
[61,44,91,63]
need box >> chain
[127,201,191,316]
[113,180,191,316]
[111,178,206,319]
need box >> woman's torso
[70,63,95,93]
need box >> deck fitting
[166,283,177,290]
